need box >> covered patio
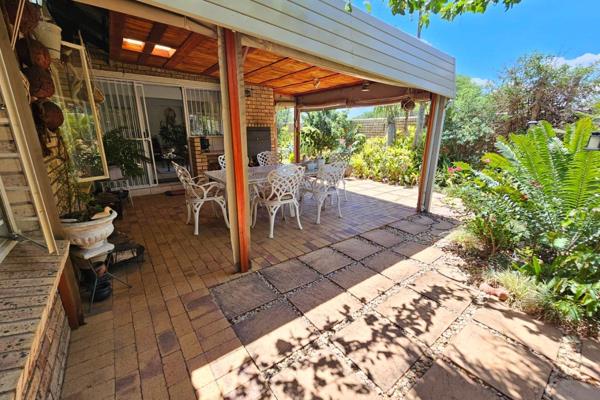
[59,181,590,400]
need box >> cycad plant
[454,118,600,322]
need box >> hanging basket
[5,0,41,35]
[16,38,51,69]
[33,20,62,60]
[23,65,55,99]
[402,99,416,112]
[40,100,64,132]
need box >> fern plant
[454,117,600,323]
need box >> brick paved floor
[60,179,599,400]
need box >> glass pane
[96,79,153,188]
[185,88,222,136]
[49,43,107,181]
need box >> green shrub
[486,269,549,314]
[453,118,600,324]
[350,136,419,185]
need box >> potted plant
[59,162,117,252]
[103,127,151,179]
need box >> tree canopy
[345,0,522,28]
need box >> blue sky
[348,0,600,116]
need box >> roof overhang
[80,0,456,98]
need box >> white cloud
[551,53,600,67]
[471,77,492,87]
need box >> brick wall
[89,47,218,83]
[352,116,417,139]
[245,85,276,151]
[21,294,71,400]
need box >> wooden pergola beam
[244,57,290,79]
[138,22,168,64]
[109,12,126,60]
[164,32,205,69]
[295,82,430,110]
[258,65,319,86]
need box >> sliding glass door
[96,79,157,187]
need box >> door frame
[93,70,221,183]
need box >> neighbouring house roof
[135,0,456,98]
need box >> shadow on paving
[196,196,465,398]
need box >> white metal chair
[172,162,229,235]
[218,154,226,169]
[256,150,279,166]
[300,161,346,224]
[252,164,304,238]
[328,152,351,200]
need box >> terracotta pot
[23,65,54,99]
[16,38,51,69]
[5,0,41,35]
[40,100,64,131]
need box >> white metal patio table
[203,164,318,185]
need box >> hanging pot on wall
[5,0,41,35]
[33,19,62,60]
[16,38,51,69]
[23,65,54,99]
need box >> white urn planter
[61,210,118,251]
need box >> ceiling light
[122,38,145,53]
[361,81,371,92]
[151,44,176,58]
[313,78,320,89]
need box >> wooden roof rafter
[137,22,168,64]
[164,32,207,69]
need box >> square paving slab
[211,273,278,319]
[269,348,378,400]
[376,287,458,346]
[445,323,553,400]
[232,301,318,371]
[260,259,320,293]
[389,220,430,235]
[362,251,421,282]
[331,237,382,260]
[392,242,445,264]
[360,228,405,247]
[408,271,474,313]
[329,264,394,303]
[580,339,600,381]
[473,300,562,360]
[298,247,353,274]
[288,279,362,331]
[405,359,501,400]
[548,379,600,400]
[333,313,425,392]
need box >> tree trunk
[414,102,426,148]
[386,120,396,146]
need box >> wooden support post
[218,28,251,272]
[417,94,448,212]
[58,258,84,328]
[293,107,301,163]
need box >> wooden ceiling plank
[202,63,220,75]
[164,32,204,69]
[244,57,291,79]
[138,22,168,65]
[109,12,126,60]
[258,65,320,85]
